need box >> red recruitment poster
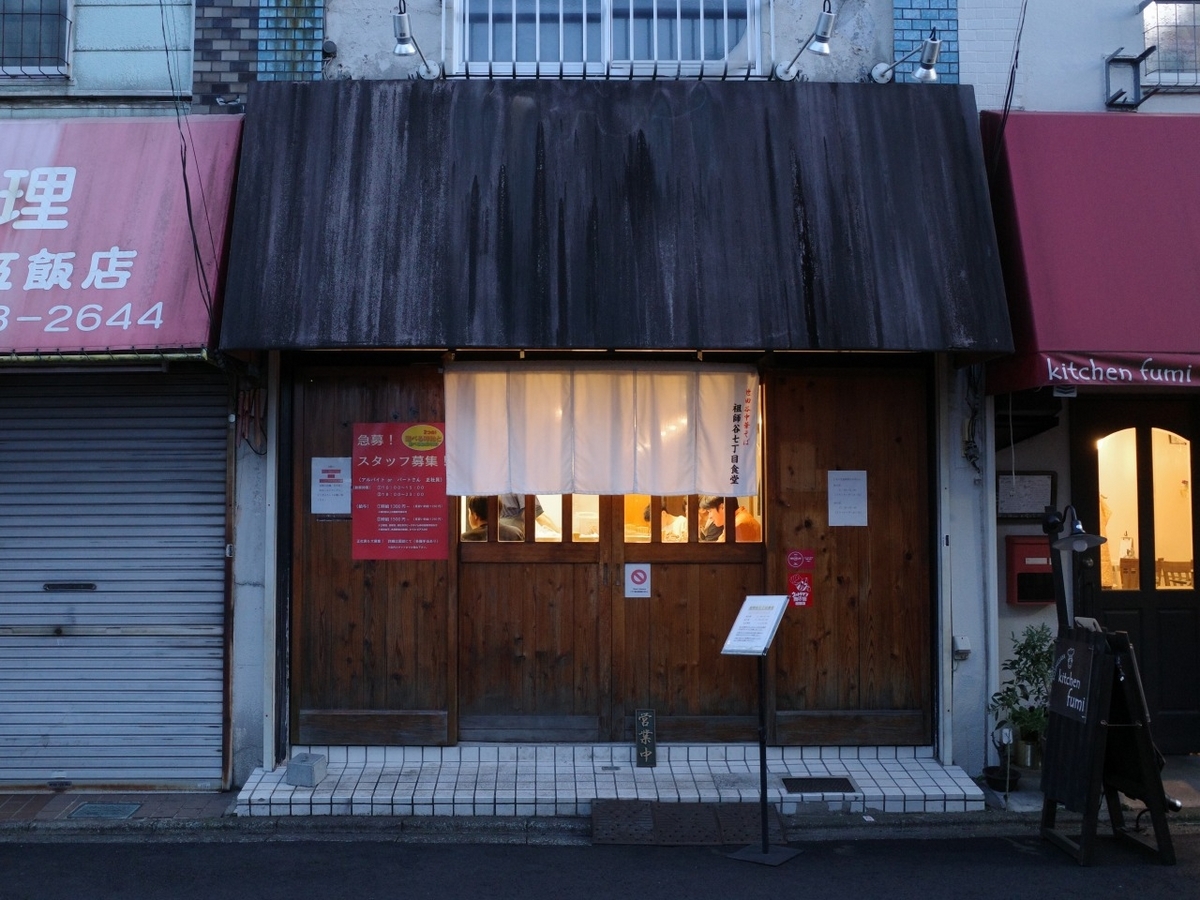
[786,548,815,607]
[788,572,813,607]
[352,422,448,560]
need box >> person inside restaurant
[698,495,762,542]
[498,494,561,540]
[644,498,689,542]
[462,496,524,542]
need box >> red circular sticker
[630,568,648,585]
[787,549,814,570]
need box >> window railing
[456,0,760,78]
[1142,0,1200,91]
[0,2,70,78]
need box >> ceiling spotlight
[393,1,441,78]
[871,27,942,84]
[775,1,838,81]
[393,6,417,56]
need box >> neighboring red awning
[0,116,242,357]
[984,111,1200,393]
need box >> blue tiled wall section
[893,0,958,84]
[258,0,325,81]
[193,0,324,113]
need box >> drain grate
[782,776,856,794]
[68,802,141,820]
[592,800,787,846]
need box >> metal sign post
[721,595,797,866]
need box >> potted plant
[988,623,1054,770]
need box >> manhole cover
[68,802,141,820]
[782,777,856,794]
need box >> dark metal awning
[985,111,1200,393]
[219,80,1010,354]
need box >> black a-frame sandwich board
[1039,623,1175,865]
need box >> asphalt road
[1,832,1196,900]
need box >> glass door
[1072,398,1200,753]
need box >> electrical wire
[988,0,1029,181]
[963,363,983,474]
[158,0,219,324]
[238,385,269,456]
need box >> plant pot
[1014,739,1037,769]
[982,765,1021,793]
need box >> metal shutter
[0,368,229,789]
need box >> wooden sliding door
[766,368,933,745]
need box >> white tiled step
[236,744,985,817]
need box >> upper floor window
[0,0,69,78]
[458,0,757,76]
[1143,1,1200,90]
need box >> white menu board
[721,595,789,656]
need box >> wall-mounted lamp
[393,0,441,79]
[1048,506,1105,554]
[871,27,941,84]
[774,0,838,81]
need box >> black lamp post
[1042,504,1106,634]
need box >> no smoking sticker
[625,563,651,598]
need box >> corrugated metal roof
[219,79,1010,353]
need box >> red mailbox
[1006,535,1055,605]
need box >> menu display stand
[1040,624,1176,866]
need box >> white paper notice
[721,595,789,656]
[312,457,351,515]
[828,470,868,527]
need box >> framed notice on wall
[997,471,1056,520]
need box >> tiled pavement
[237,744,986,818]
[3,749,1196,833]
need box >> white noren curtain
[445,363,759,496]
